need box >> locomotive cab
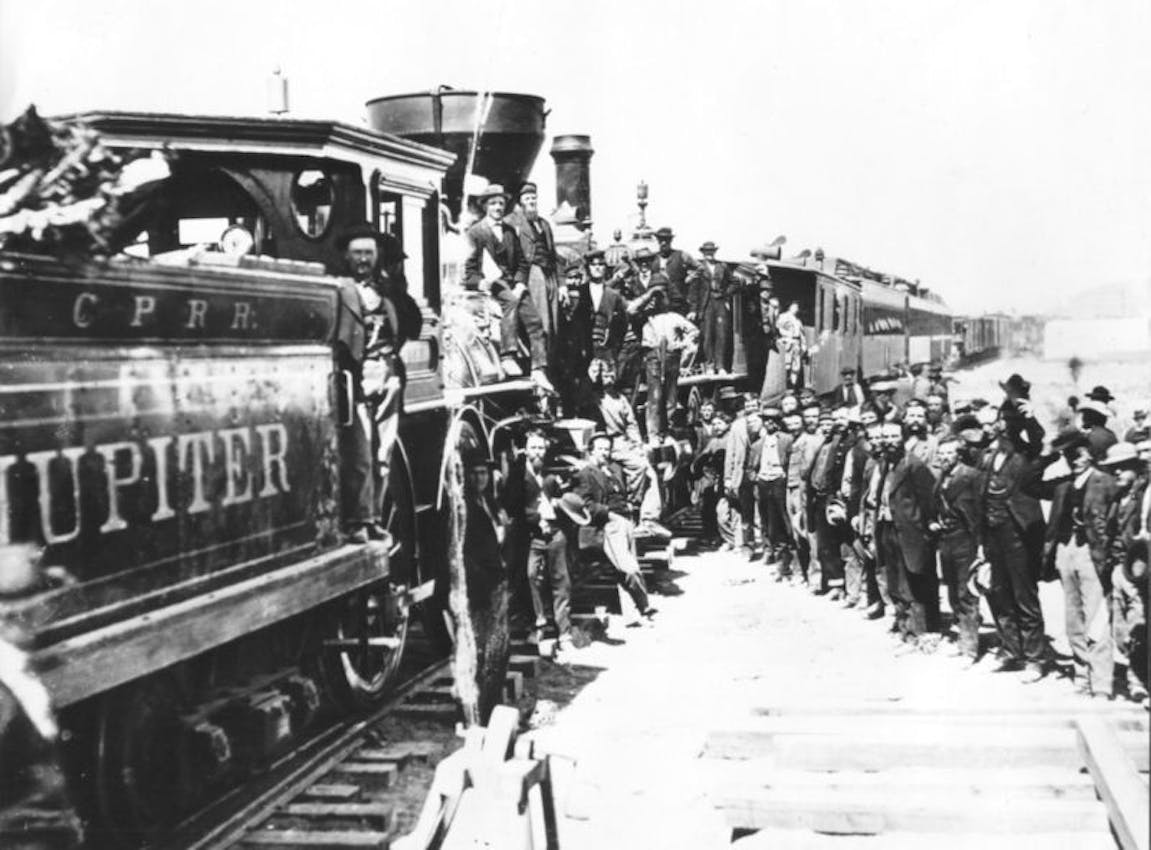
[0,112,463,837]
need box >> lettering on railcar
[72,292,259,333]
[0,424,291,546]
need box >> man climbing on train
[334,222,423,543]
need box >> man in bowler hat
[652,226,699,315]
[688,241,734,372]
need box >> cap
[518,181,538,197]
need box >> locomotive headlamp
[220,225,254,257]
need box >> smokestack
[550,134,594,224]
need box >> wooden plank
[744,712,1148,733]
[393,702,459,719]
[37,544,386,707]
[242,828,389,847]
[504,670,524,702]
[333,762,396,785]
[753,702,1150,720]
[356,742,437,764]
[1076,715,1150,850]
[302,784,361,800]
[700,763,1100,800]
[282,802,392,824]
[508,654,539,679]
[704,726,1150,772]
[728,828,1119,849]
[713,788,1109,834]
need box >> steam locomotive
[0,86,986,840]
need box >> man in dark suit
[463,184,551,390]
[503,430,578,653]
[832,366,868,411]
[573,434,655,620]
[652,226,699,315]
[930,429,984,661]
[976,398,1049,681]
[583,248,629,366]
[874,422,940,647]
[506,182,560,340]
[688,241,734,372]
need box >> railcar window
[290,169,335,239]
[833,290,842,332]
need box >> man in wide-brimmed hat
[652,226,699,315]
[506,181,561,341]
[1077,398,1118,462]
[687,240,734,373]
[463,183,552,391]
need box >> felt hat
[556,492,591,526]
[869,379,897,393]
[1099,441,1139,468]
[1078,399,1111,420]
[583,248,606,263]
[762,406,782,420]
[474,183,509,203]
[654,227,675,240]
[698,241,718,253]
[999,373,1031,399]
[1086,385,1114,404]
[1050,427,1087,454]
[336,222,407,260]
[632,245,657,263]
[518,181,538,197]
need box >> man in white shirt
[637,283,699,443]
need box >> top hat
[518,181,538,197]
[698,241,718,253]
[1099,441,1139,468]
[474,183,510,203]
[1086,385,1114,404]
[556,492,591,526]
[654,227,675,240]
[999,373,1031,399]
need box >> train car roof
[856,276,952,314]
[728,258,863,291]
[58,111,458,173]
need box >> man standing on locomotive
[687,241,734,373]
[507,182,560,342]
[463,184,553,391]
[334,223,424,543]
[652,226,699,316]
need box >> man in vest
[652,226,699,316]
[507,182,560,341]
[463,184,552,391]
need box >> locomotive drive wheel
[439,418,510,725]
[91,678,190,842]
[319,448,418,710]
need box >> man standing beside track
[809,408,852,600]
[574,434,657,621]
[786,405,823,588]
[756,407,794,578]
[875,422,940,649]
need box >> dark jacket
[587,283,629,358]
[688,259,732,315]
[1045,469,1117,568]
[503,462,562,545]
[935,462,982,537]
[507,211,558,276]
[884,450,938,574]
[464,219,529,291]
[652,249,698,312]
[464,491,505,600]
[976,443,1048,578]
[1107,479,1147,570]
[574,461,631,526]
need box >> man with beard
[976,397,1049,682]
[929,427,985,662]
[926,393,952,439]
[464,184,552,391]
[756,407,794,577]
[687,241,734,373]
[555,263,594,417]
[574,434,656,621]
[868,378,902,423]
[835,409,873,610]
[503,431,580,656]
[589,358,666,536]
[652,226,699,315]
[1045,439,1115,697]
[854,421,891,622]
[786,404,823,587]
[903,398,939,474]
[875,422,940,649]
[738,406,766,558]
[507,182,560,340]
[809,407,853,599]
[333,223,424,543]
[1102,442,1148,701]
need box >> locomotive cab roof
[58,111,456,298]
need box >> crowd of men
[687,375,1149,702]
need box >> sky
[2,0,1149,315]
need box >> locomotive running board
[32,543,389,708]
